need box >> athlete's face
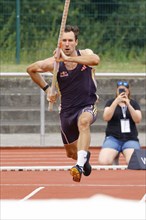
[61,31,78,56]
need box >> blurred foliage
[0,0,145,63]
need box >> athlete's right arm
[26,57,55,90]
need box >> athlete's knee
[78,117,90,131]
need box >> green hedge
[0,0,145,63]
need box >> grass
[1,63,28,73]
[1,60,146,73]
[97,60,145,73]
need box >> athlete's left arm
[60,48,100,66]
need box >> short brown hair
[65,25,79,40]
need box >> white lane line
[20,187,44,201]
[0,165,128,170]
[1,183,145,187]
[140,194,146,203]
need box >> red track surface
[0,147,146,201]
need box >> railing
[1,72,145,77]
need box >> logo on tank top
[81,65,87,71]
[60,71,69,77]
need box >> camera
[119,88,125,94]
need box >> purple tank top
[57,50,97,112]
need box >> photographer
[98,81,142,165]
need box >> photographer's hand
[123,94,130,106]
[116,93,126,104]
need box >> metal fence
[1,0,145,63]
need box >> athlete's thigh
[60,111,79,144]
[78,105,98,125]
[78,111,93,127]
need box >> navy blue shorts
[60,105,98,144]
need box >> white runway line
[140,194,146,203]
[0,165,128,171]
[20,187,44,201]
[1,183,145,187]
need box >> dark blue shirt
[57,50,97,112]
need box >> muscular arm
[26,57,54,90]
[59,48,100,66]
[67,54,100,66]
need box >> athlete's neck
[64,50,78,70]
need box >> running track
[0,147,146,201]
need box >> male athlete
[27,25,100,182]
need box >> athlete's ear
[75,39,78,46]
